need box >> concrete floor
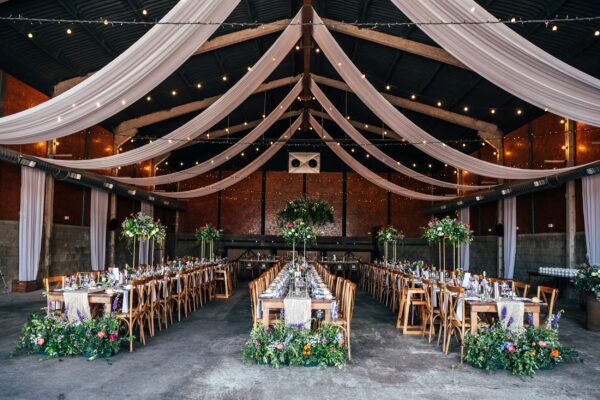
[0,283,599,400]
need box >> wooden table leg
[324,307,331,322]
[532,310,540,328]
[470,309,479,335]
[262,304,270,327]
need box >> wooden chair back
[512,281,530,298]
[537,286,559,319]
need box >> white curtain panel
[309,116,452,201]
[391,0,600,127]
[138,202,154,265]
[459,207,470,270]
[90,189,109,271]
[45,12,303,169]
[0,0,241,144]
[310,83,491,191]
[115,81,302,185]
[161,117,302,199]
[311,10,586,180]
[582,174,600,265]
[503,197,517,279]
[18,167,46,281]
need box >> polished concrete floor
[0,281,599,400]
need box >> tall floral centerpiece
[120,212,164,267]
[574,265,600,331]
[377,226,403,264]
[278,198,332,262]
[423,216,473,273]
[195,223,221,260]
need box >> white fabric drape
[309,116,452,201]
[459,207,470,270]
[138,202,154,265]
[582,174,600,265]
[311,10,586,179]
[161,117,302,198]
[310,83,491,191]
[503,197,517,279]
[114,81,302,185]
[0,0,241,144]
[18,167,45,281]
[45,12,303,169]
[90,189,108,271]
[391,0,600,127]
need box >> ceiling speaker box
[289,152,320,173]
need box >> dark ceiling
[1,0,599,183]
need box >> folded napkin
[63,291,91,323]
[284,296,311,329]
[497,300,524,331]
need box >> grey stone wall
[49,225,90,277]
[0,221,19,288]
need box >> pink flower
[506,343,515,353]
[466,223,471,228]
[108,333,118,341]
[37,337,45,346]
[287,223,294,228]
[97,331,106,339]
[276,343,284,350]
[538,341,547,347]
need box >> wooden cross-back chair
[537,286,559,321]
[43,276,65,315]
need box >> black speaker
[494,223,504,236]
[108,218,120,231]
[291,158,301,168]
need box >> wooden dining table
[260,298,334,328]
[47,290,117,316]
[468,299,546,335]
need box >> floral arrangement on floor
[574,265,600,299]
[195,223,221,242]
[241,320,347,368]
[464,312,580,376]
[277,198,334,228]
[377,225,403,243]
[280,220,317,244]
[120,212,163,240]
[16,312,130,360]
[422,215,473,244]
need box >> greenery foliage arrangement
[574,265,600,298]
[17,312,130,360]
[464,312,580,376]
[120,212,164,240]
[377,225,403,243]
[195,223,221,242]
[241,320,347,368]
[277,198,334,228]
[280,220,317,244]
[422,216,473,244]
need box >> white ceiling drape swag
[161,117,302,199]
[309,116,453,201]
[90,189,109,271]
[18,167,45,281]
[582,175,600,265]
[503,197,517,279]
[309,83,491,191]
[45,12,303,169]
[311,10,588,180]
[114,81,303,185]
[138,202,154,265]
[459,207,470,270]
[0,0,242,145]
[390,0,600,127]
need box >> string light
[66,28,72,34]
[295,45,300,50]
[27,32,33,38]
[171,90,177,96]
[146,96,152,101]
[410,94,416,100]
[596,30,600,36]
[436,101,442,107]
[222,75,228,81]
[315,48,320,53]
[490,108,496,114]
[385,85,391,90]
[142,9,148,16]
[103,19,109,25]
[516,109,523,115]
[463,106,469,112]
[196,83,202,89]
[551,25,558,31]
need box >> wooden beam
[311,74,502,138]
[321,18,468,70]
[114,76,302,134]
[52,20,290,96]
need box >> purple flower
[76,309,84,323]
[501,306,507,321]
[527,312,534,326]
[86,329,91,337]
[507,316,513,328]
[279,309,285,319]
[320,338,328,345]
[552,312,561,329]
[112,296,119,312]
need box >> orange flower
[531,349,537,356]
[551,349,560,358]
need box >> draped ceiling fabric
[114,81,303,185]
[18,167,45,281]
[90,189,109,271]
[45,12,303,169]
[503,198,517,279]
[160,117,302,199]
[0,0,241,144]
[582,174,600,265]
[311,10,588,180]
[309,116,453,201]
[391,0,600,127]
[459,207,470,270]
[139,202,154,265]
[309,83,491,191]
